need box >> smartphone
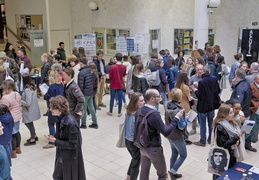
[182,111,185,118]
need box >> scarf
[219,119,240,158]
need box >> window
[93,28,130,55]
[149,29,160,55]
[174,29,193,55]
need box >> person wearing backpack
[125,92,145,180]
[135,89,183,180]
[150,59,168,110]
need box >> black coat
[132,74,149,94]
[55,113,86,180]
[215,124,240,169]
[195,74,220,113]
[41,61,51,84]
[78,65,96,96]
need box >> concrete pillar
[194,0,209,50]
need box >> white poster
[34,39,44,47]
[152,39,159,49]
[74,34,96,60]
[116,36,128,55]
[134,34,150,54]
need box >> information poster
[126,37,135,52]
[134,34,150,54]
[74,33,96,60]
[116,36,128,55]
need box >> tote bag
[116,122,126,148]
[208,127,230,176]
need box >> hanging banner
[241,29,259,66]
[74,33,96,60]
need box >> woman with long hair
[229,53,244,86]
[132,63,149,94]
[22,75,41,146]
[4,42,16,59]
[212,104,245,180]
[125,92,145,180]
[67,54,80,84]
[0,80,22,158]
[175,50,185,69]
[167,57,179,90]
[175,71,192,114]
[42,70,64,148]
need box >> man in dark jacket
[78,57,98,129]
[93,50,107,109]
[57,42,66,67]
[63,67,85,124]
[192,65,221,147]
[137,89,182,180]
[231,68,252,118]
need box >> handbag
[237,136,246,162]
[5,70,14,81]
[116,122,126,148]
[208,127,230,176]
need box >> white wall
[5,0,47,56]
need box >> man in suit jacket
[192,65,221,147]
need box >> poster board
[116,36,128,55]
[74,34,96,60]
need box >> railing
[4,25,31,52]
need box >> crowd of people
[0,40,258,180]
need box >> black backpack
[133,109,156,149]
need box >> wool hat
[0,52,6,58]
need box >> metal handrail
[4,24,31,52]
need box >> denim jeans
[115,91,126,104]
[82,96,97,125]
[125,139,140,180]
[155,92,167,111]
[198,110,214,144]
[109,88,123,114]
[168,139,187,174]
[245,113,259,147]
[48,122,55,145]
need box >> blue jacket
[151,66,168,93]
[168,65,179,85]
[229,61,240,85]
[125,114,135,142]
[231,79,252,117]
[44,83,64,124]
[0,113,14,145]
[175,57,185,69]
[208,61,218,79]
[195,74,221,113]
[162,56,169,72]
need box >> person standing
[192,65,221,147]
[137,89,182,180]
[42,70,64,149]
[21,75,41,146]
[40,53,51,85]
[0,80,22,158]
[93,50,107,109]
[62,67,85,124]
[107,53,126,117]
[46,95,86,180]
[229,53,243,86]
[125,92,145,180]
[57,42,67,68]
[16,40,26,56]
[159,49,169,72]
[78,57,98,129]
[245,74,259,152]
[16,48,32,73]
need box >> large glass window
[208,29,215,46]
[93,28,130,55]
[174,29,193,54]
[149,29,160,55]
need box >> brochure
[241,120,255,134]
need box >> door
[50,29,70,56]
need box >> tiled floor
[11,87,259,180]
